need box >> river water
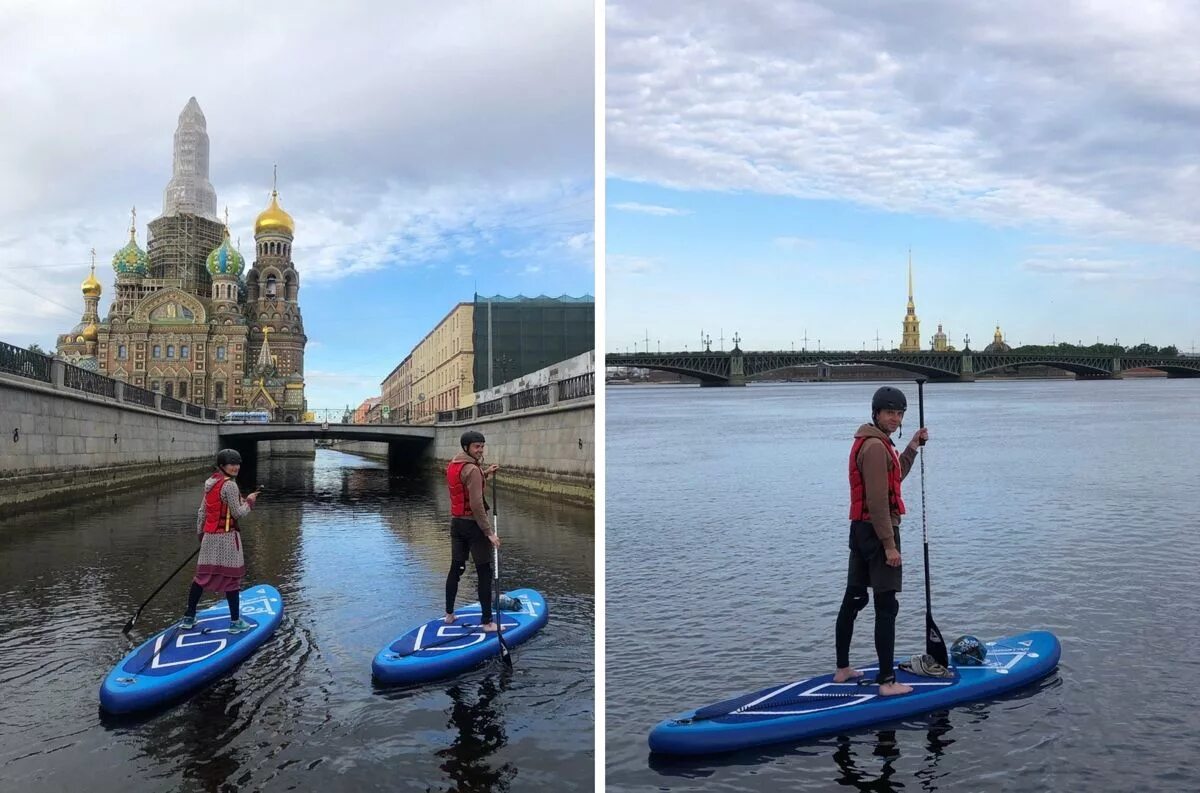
[606,378,1200,792]
[0,449,594,792]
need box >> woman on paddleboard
[181,448,260,632]
[834,386,929,696]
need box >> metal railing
[160,395,183,413]
[123,382,156,408]
[557,371,594,401]
[186,403,203,418]
[0,342,52,382]
[63,362,117,399]
[476,397,504,417]
[436,410,455,422]
[204,408,218,420]
[454,407,474,421]
[511,384,550,411]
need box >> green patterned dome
[112,227,149,276]
[206,230,245,277]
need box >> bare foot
[479,622,499,633]
[444,613,456,624]
[878,681,913,696]
[833,667,864,683]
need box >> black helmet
[216,448,242,469]
[460,430,485,451]
[871,386,907,414]
[950,635,987,666]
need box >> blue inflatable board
[649,630,1061,755]
[372,588,548,685]
[100,584,284,714]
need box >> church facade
[56,98,307,421]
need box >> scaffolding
[147,213,224,300]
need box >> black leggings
[446,561,493,624]
[186,582,240,621]
[835,585,899,683]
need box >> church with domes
[56,98,307,421]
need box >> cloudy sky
[0,1,594,409]
[606,0,1200,354]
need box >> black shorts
[846,520,902,593]
[450,517,492,565]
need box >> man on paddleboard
[445,430,501,632]
[834,386,929,695]
[182,449,260,633]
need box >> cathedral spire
[900,249,921,352]
[160,97,218,220]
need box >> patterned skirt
[193,530,245,593]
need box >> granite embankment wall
[1,371,219,515]
[332,399,594,505]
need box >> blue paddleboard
[100,584,284,714]
[372,588,549,685]
[648,630,1061,755]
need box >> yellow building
[899,251,921,352]
[408,302,475,422]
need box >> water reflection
[438,677,518,792]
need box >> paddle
[916,378,949,667]
[491,475,513,669]
[122,545,200,633]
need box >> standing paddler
[445,430,501,632]
[181,449,260,632]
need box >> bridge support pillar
[699,378,745,387]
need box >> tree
[27,343,46,355]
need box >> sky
[606,0,1200,354]
[0,1,595,410]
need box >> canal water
[0,449,594,792]
[606,378,1200,792]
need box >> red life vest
[848,436,906,522]
[447,458,482,518]
[202,475,241,533]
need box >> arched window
[215,382,224,401]
[217,346,226,361]
[267,274,277,298]
[152,345,161,358]
[167,345,175,359]
[181,345,190,359]
[118,344,127,359]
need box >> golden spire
[255,166,295,235]
[907,248,914,310]
[129,206,137,241]
[81,247,102,297]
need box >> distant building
[407,302,475,423]
[472,294,595,389]
[983,326,1012,352]
[55,98,307,421]
[899,253,921,352]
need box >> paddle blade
[927,614,949,667]
[121,616,136,634]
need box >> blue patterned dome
[112,227,149,276]
[206,230,245,277]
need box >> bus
[221,410,271,424]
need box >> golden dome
[81,267,102,298]
[81,322,98,342]
[255,190,294,236]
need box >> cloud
[0,1,593,346]
[773,236,814,250]
[606,254,658,274]
[607,1,1200,249]
[1022,257,1132,281]
[611,201,691,216]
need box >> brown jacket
[853,423,917,551]
[449,451,493,533]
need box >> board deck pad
[372,588,549,685]
[100,584,284,714]
[648,630,1061,755]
